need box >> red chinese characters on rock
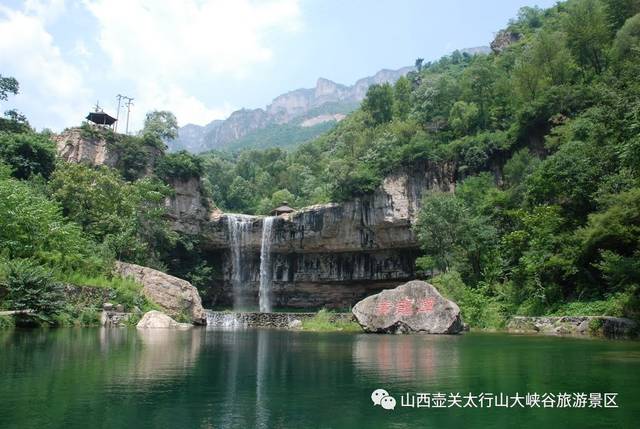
[375,297,435,317]
[375,300,393,316]
[417,297,436,313]
[395,298,414,317]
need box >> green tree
[0,75,18,101]
[449,101,479,135]
[142,110,179,140]
[155,150,203,181]
[393,76,412,120]
[414,192,472,272]
[0,132,56,179]
[362,83,394,126]
[49,163,176,268]
[562,0,611,74]
[1,259,64,319]
[0,176,106,273]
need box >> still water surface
[1,328,639,428]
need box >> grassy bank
[300,309,362,332]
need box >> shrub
[432,271,507,329]
[155,150,203,181]
[301,309,361,332]
[0,259,64,322]
[0,132,56,179]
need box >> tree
[611,12,640,67]
[142,110,179,140]
[562,0,611,74]
[362,83,394,126]
[0,176,106,273]
[414,192,473,272]
[393,76,412,120]
[1,259,64,319]
[49,163,176,268]
[449,101,479,135]
[0,132,56,180]
[0,75,18,101]
[155,150,203,181]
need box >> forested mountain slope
[198,0,640,322]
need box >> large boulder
[136,310,193,329]
[352,280,463,334]
[115,261,206,325]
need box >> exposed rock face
[55,128,118,167]
[197,160,454,309]
[352,280,463,334]
[55,128,208,233]
[115,262,206,325]
[171,66,414,153]
[136,310,193,329]
[164,177,208,234]
[490,30,521,54]
[507,316,639,339]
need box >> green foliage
[59,272,152,311]
[49,163,176,269]
[432,272,507,329]
[362,83,394,125]
[300,309,362,332]
[0,132,56,179]
[0,176,107,273]
[0,259,64,320]
[155,150,203,181]
[143,110,178,140]
[0,74,18,101]
[0,315,15,329]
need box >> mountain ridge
[169,66,414,153]
[170,46,491,153]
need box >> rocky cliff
[197,160,455,309]
[170,66,414,153]
[54,124,455,310]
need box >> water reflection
[353,334,460,381]
[1,329,639,429]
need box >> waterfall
[259,216,275,313]
[227,214,253,310]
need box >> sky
[0,0,558,132]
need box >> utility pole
[115,94,125,133]
[124,96,134,135]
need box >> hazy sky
[0,0,557,132]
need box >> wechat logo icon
[371,388,396,410]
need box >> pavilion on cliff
[272,202,295,216]
[86,103,117,129]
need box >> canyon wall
[55,128,455,309]
[199,160,455,309]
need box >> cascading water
[227,214,254,310]
[258,216,276,312]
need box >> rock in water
[352,280,463,334]
[136,311,193,329]
[115,261,206,325]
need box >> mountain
[169,67,414,153]
[169,46,491,153]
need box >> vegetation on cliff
[198,0,640,324]
[0,85,204,325]
[1,0,640,327]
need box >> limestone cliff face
[164,177,209,235]
[55,128,208,233]
[200,160,455,309]
[55,128,118,167]
[171,66,414,152]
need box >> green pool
[1,328,638,428]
